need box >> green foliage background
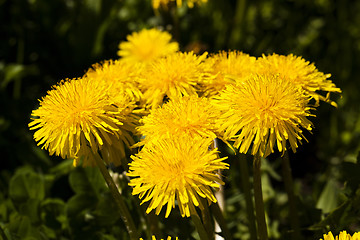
[1,0,360,239]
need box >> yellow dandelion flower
[136,95,218,145]
[213,74,313,157]
[257,53,341,106]
[128,136,229,218]
[29,77,138,167]
[201,50,257,97]
[84,59,143,102]
[140,236,179,240]
[138,51,209,108]
[320,231,360,240]
[152,0,207,9]
[355,233,360,240]
[118,28,179,63]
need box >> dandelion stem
[253,154,268,240]
[210,201,232,240]
[201,201,215,240]
[190,205,211,240]
[282,151,301,240]
[146,212,162,238]
[238,154,257,240]
[94,155,139,240]
[0,225,8,240]
[170,3,180,43]
[211,139,230,240]
[229,0,247,48]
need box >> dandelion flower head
[118,28,179,63]
[128,136,229,218]
[257,53,341,106]
[320,231,360,240]
[140,236,179,240]
[137,95,218,145]
[213,74,313,157]
[138,51,210,108]
[152,0,207,9]
[84,59,143,102]
[29,77,137,167]
[201,50,257,97]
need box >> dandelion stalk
[190,206,211,240]
[94,154,139,240]
[282,151,301,240]
[170,2,180,43]
[253,153,268,240]
[0,225,8,240]
[211,139,231,240]
[238,154,257,240]
[210,201,232,240]
[146,212,162,238]
[201,201,215,240]
[229,0,247,48]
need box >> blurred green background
[1,0,360,239]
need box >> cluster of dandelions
[29,26,343,239]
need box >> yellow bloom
[84,59,143,102]
[118,28,179,63]
[152,0,207,9]
[257,53,341,106]
[128,136,229,218]
[29,77,138,167]
[140,236,179,240]
[201,50,257,97]
[138,51,209,108]
[136,96,218,145]
[320,231,360,240]
[213,74,313,157]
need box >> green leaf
[40,198,66,230]
[316,179,340,214]
[0,200,10,221]
[0,63,39,89]
[0,223,12,240]
[309,200,351,231]
[49,158,73,177]
[69,167,106,195]
[38,225,57,239]
[66,193,98,236]
[93,192,120,227]
[341,161,360,193]
[66,193,97,219]
[8,213,41,239]
[9,167,45,205]
[19,199,41,224]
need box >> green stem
[146,212,162,239]
[210,139,231,240]
[170,3,180,43]
[94,155,139,240]
[190,205,210,240]
[253,154,268,240]
[282,151,301,240]
[14,37,24,99]
[229,0,247,48]
[238,154,257,240]
[210,201,232,240]
[0,225,8,240]
[119,170,160,239]
[201,201,215,240]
